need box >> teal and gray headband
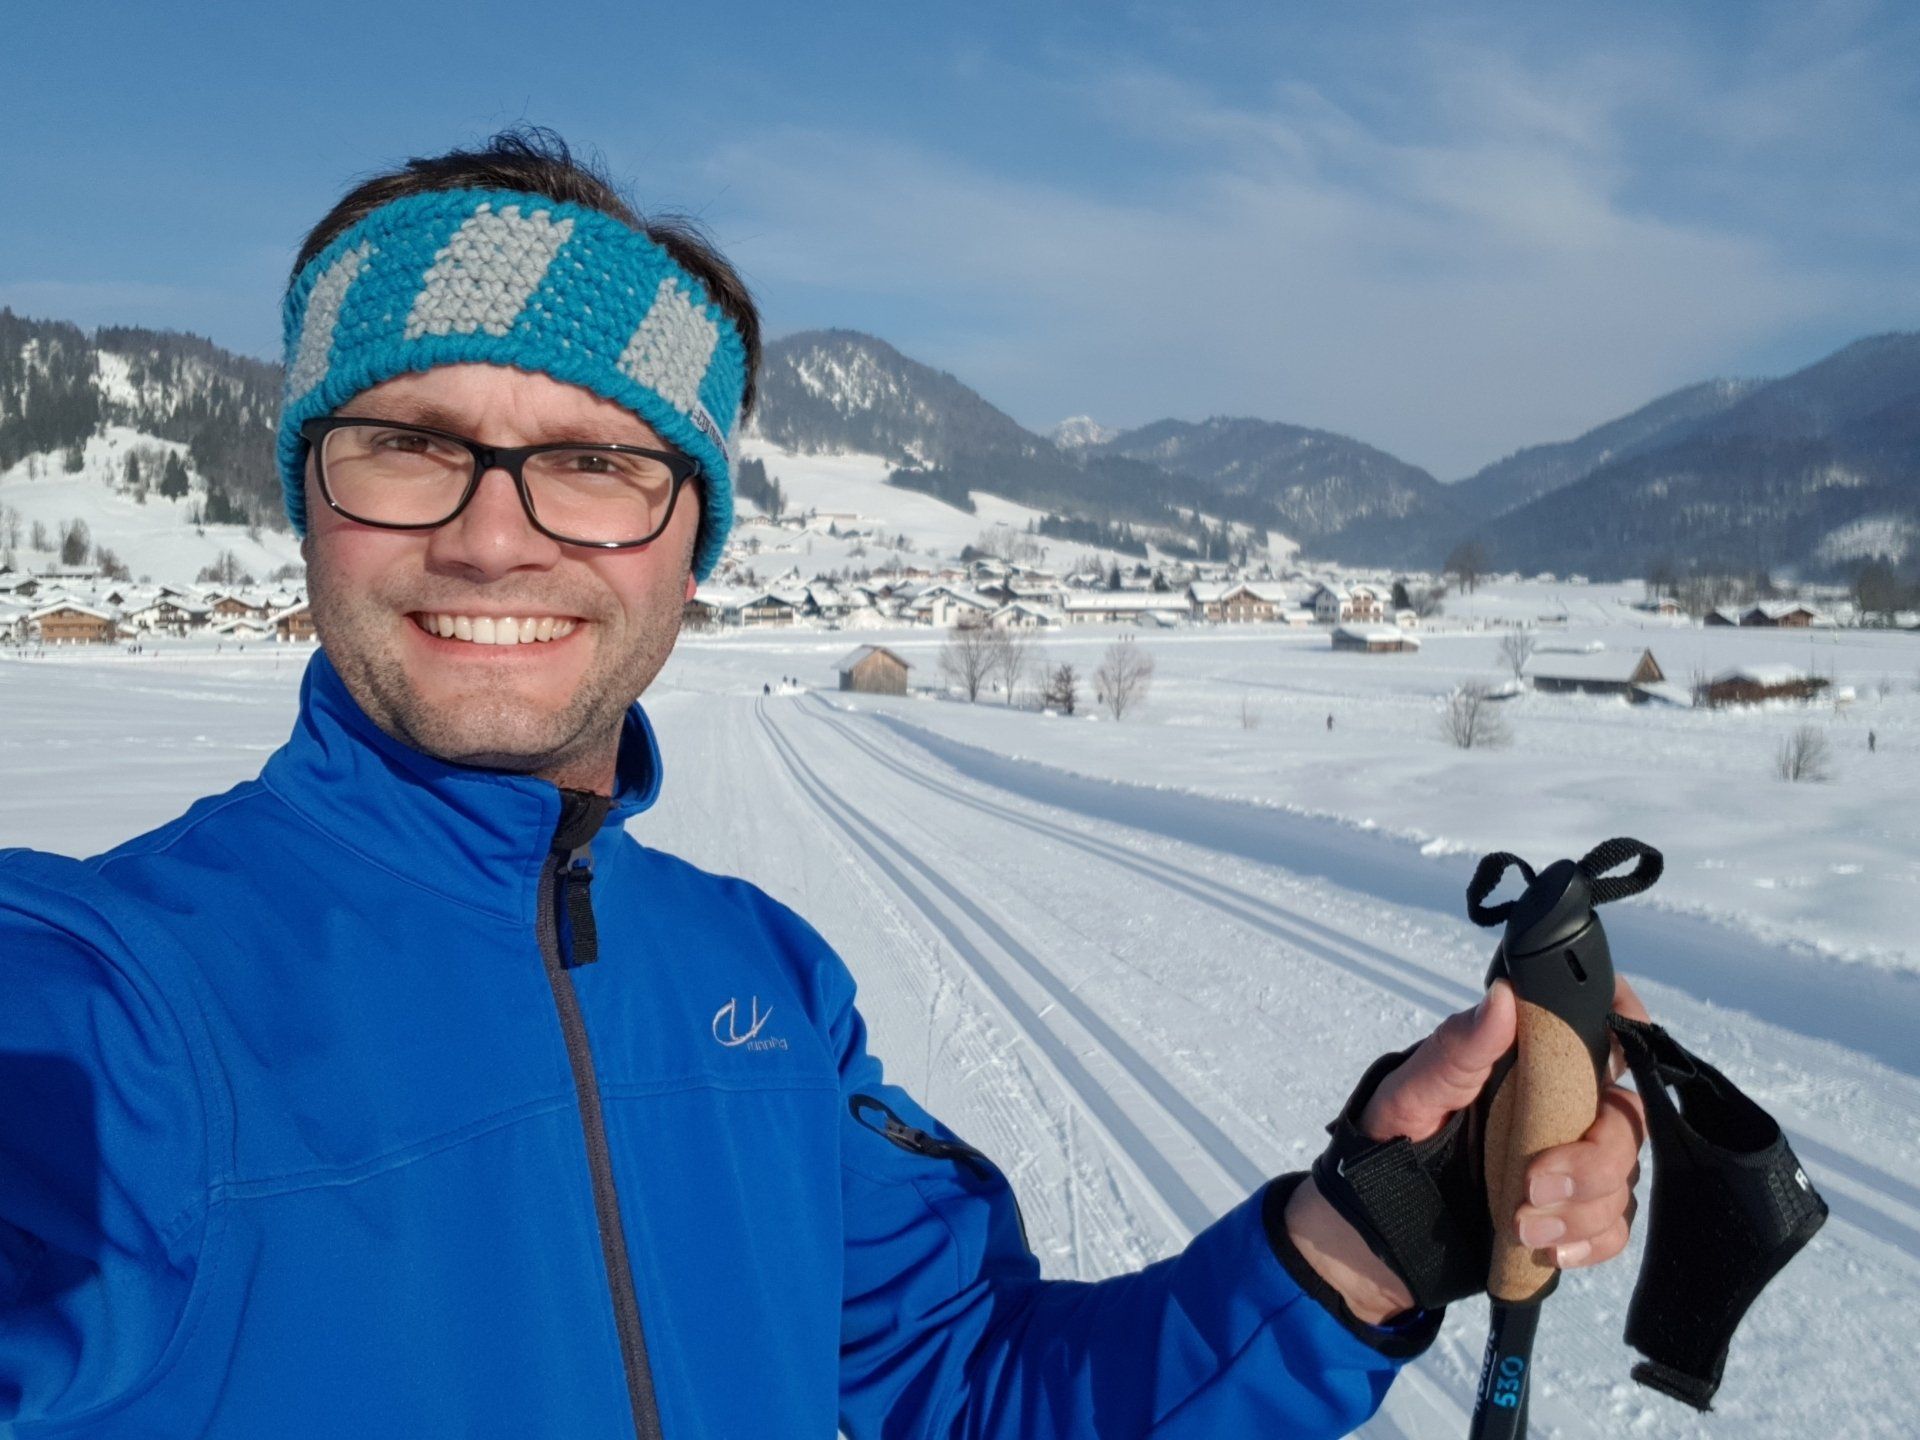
[278,187,748,579]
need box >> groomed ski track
[637,692,1920,1439]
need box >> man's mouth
[410,613,582,646]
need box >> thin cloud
[707,50,1864,476]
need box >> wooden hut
[1701,666,1830,708]
[1529,649,1664,700]
[1331,625,1419,653]
[837,646,911,696]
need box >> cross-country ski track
[634,692,1920,1439]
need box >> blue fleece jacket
[0,651,1435,1437]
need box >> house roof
[1530,650,1657,683]
[1333,625,1417,646]
[29,601,117,622]
[1063,592,1191,612]
[1711,664,1813,687]
[835,645,910,673]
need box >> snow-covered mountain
[9,302,1920,586]
[0,311,299,584]
[1051,415,1116,449]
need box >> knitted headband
[278,187,748,580]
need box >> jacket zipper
[538,801,663,1440]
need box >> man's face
[302,363,700,788]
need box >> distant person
[0,129,1644,1437]
[1869,730,1877,753]
[1327,712,1335,731]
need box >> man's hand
[1284,976,1651,1323]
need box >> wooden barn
[30,602,118,645]
[1700,665,1830,708]
[1331,624,1419,653]
[1529,648,1664,700]
[837,645,911,696]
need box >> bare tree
[990,626,1036,705]
[1498,631,1536,679]
[1445,539,1489,594]
[0,505,20,552]
[939,620,996,702]
[1094,636,1155,720]
[1775,726,1831,783]
[1042,663,1079,715]
[1441,683,1511,749]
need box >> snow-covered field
[3,604,1917,1437]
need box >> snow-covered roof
[28,601,117,622]
[1333,625,1418,646]
[1530,653,1653,683]
[835,645,910,673]
[1635,682,1696,708]
[1711,665,1811,687]
[1063,592,1192,613]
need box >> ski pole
[1464,848,1625,1440]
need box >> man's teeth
[417,614,577,645]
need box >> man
[0,132,1646,1437]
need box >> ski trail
[815,697,1920,1269]
[754,700,1460,1438]
[859,706,1920,1079]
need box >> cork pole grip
[1485,998,1601,1302]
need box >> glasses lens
[321,424,471,526]
[523,448,680,544]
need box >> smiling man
[0,130,1647,1437]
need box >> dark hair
[288,126,761,420]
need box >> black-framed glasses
[300,416,700,549]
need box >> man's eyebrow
[333,398,657,445]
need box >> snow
[3,579,1918,1436]
[0,426,304,583]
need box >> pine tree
[159,452,191,500]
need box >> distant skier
[1326,712,1334,732]
[1869,730,1877,753]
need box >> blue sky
[3,0,1916,477]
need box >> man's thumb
[1359,979,1516,1142]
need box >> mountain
[749,330,1276,560]
[0,309,283,528]
[1468,334,1920,579]
[1449,378,1759,525]
[1052,415,1116,449]
[751,329,1055,473]
[1094,415,1462,559]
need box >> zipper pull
[559,844,600,968]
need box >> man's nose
[424,464,562,578]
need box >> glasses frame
[300,416,701,549]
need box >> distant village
[0,539,1876,659]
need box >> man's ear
[684,571,697,602]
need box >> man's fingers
[1516,1191,1630,1249]
[1525,1086,1646,1205]
[1359,979,1515,1141]
[1558,1216,1632,1269]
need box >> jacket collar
[260,649,662,922]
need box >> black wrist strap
[1607,1014,1828,1410]
[1308,1046,1496,1311]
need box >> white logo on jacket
[712,996,787,1050]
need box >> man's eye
[373,431,432,453]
